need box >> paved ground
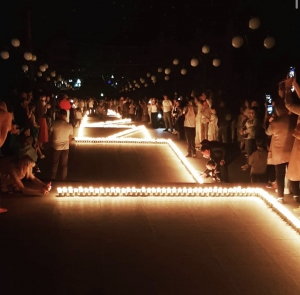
[1,116,300,295]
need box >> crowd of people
[1,76,300,204]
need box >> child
[208,107,218,141]
[236,106,248,151]
[201,160,221,182]
[248,143,268,183]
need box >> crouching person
[0,155,51,194]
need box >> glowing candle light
[57,187,62,196]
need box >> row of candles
[57,186,258,197]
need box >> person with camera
[284,77,300,202]
[265,100,297,201]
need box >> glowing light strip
[56,186,300,234]
[83,124,136,129]
[74,138,166,143]
[86,119,132,126]
[107,125,150,139]
[167,139,203,184]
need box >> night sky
[0,0,299,98]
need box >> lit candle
[57,187,62,197]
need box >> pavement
[1,115,300,295]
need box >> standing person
[216,100,231,143]
[208,107,218,141]
[35,94,49,150]
[50,109,73,182]
[194,96,202,149]
[150,98,159,129]
[183,99,197,158]
[59,94,71,123]
[284,77,300,202]
[265,102,296,201]
[162,95,173,132]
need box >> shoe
[40,154,45,159]
[195,147,201,151]
[293,196,300,202]
[163,129,168,132]
[37,168,41,173]
[186,154,192,158]
[192,154,197,158]
[276,197,284,203]
[266,182,277,189]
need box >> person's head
[251,100,258,107]
[240,106,246,114]
[40,94,46,101]
[28,103,36,113]
[163,95,169,100]
[0,101,7,111]
[58,109,67,120]
[278,81,285,98]
[23,135,33,147]
[247,107,257,119]
[22,127,31,137]
[18,155,36,175]
[274,100,289,117]
[188,98,194,106]
[11,121,19,134]
[21,97,29,107]
[202,100,208,107]
[206,160,217,170]
[20,92,27,100]
[210,107,216,115]
[200,144,211,159]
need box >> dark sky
[0,0,299,96]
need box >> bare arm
[285,78,300,115]
[0,111,12,147]
[292,80,300,98]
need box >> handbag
[292,123,300,140]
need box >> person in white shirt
[50,109,74,181]
[183,99,198,157]
[162,95,173,132]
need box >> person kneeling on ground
[0,155,51,194]
[201,160,221,183]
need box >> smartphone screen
[289,67,295,78]
[266,94,273,114]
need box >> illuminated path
[1,115,300,294]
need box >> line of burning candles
[57,186,259,197]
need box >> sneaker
[276,197,284,202]
[293,196,300,202]
[186,154,192,158]
[192,154,197,158]
[163,129,168,132]
[266,182,277,189]
[40,154,45,159]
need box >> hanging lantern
[50,71,56,77]
[32,55,37,61]
[133,80,136,83]
[202,45,210,54]
[135,83,139,87]
[37,72,42,77]
[165,75,170,81]
[46,77,50,81]
[151,75,156,81]
[58,77,62,82]
[264,36,275,49]
[145,83,148,87]
[158,67,163,73]
[24,52,32,61]
[22,65,28,72]
[173,59,179,65]
[44,63,49,69]
[165,68,171,75]
[181,68,187,75]
[39,65,46,72]
[232,36,244,48]
[191,58,199,67]
[141,79,145,83]
[1,51,9,60]
[213,58,221,67]
[146,73,151,77]
[129,85,132,88]
[133,88,135,91]
[249,17,261,30]
[11,38,20,47]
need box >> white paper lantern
[191,58,199,67]
[141,79,145,83]
[146,73,151,77]
[32,55,37,61]
[24,52,32,61]
[151,75,156,81]
[129,85,132,88]
[133,80,136,83]
[165,75,170,81]
[135,83,139,87]
[249,17,261,30]
[44,63,49,69]
[37,72,42,77]
[1,51,9,60]
[264,36,275,49]
[213,58,221,67]
[50,71,56,77]
[145,83,148,87]
[173,58,179,65]
[158,67,163,73]
[181,68,187,75]
[165,68,171,74]
[202,45,210,54]
[39,65,46,72]
[232,36,244,48]
[46,77,50,81]
[11,39,20,47]
[133,88,135,91]
[22,65,28,72]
